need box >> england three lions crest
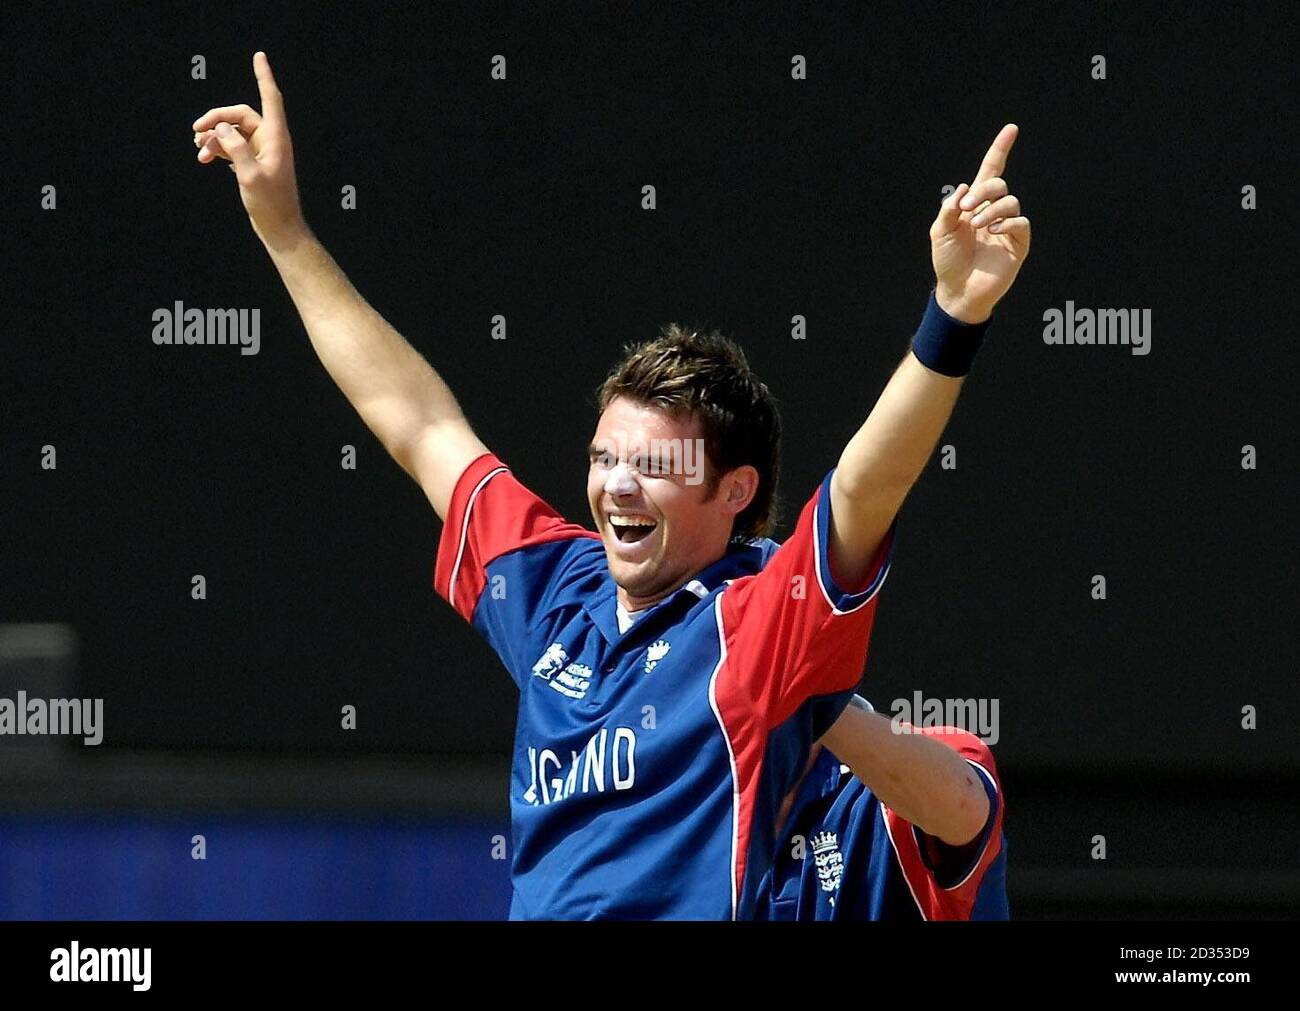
[811,831,844,902]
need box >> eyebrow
[586,444,677,475]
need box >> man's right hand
[191,51,488,520]
[192,51,307,249]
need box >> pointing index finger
[973,123,1019,185]
[253,51,286,128]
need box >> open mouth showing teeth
[609,515,658,544]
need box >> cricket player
[192,53,1030,919]
[759,696,1008,920]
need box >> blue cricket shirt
[434,453,896,919]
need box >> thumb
[931,182,969,239]
[213,122,256,171]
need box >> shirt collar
[585,537,780,646]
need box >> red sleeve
[880,727,1005,920]
[718,469,895,729]
[433,452,597,623]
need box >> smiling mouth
[608,515,658,544]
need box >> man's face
[587,396,751,610]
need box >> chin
[605,553,667,599]
[606,555,650,590]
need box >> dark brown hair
[596,323,781,541]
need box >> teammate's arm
[820,697,989,846]
[828,125,1031,587]
[192,52,486,520]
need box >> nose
[604,461,640,498]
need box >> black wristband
[910,289,991,377]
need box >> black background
[3,1,1297,916]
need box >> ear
[721,465,760,516]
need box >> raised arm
[192,52,486,520]
[828,124,1031,586]
[820,697,990,846]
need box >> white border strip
[880,805,928,920]
[707,593,740,921]
[940,761,1000,892]
[448,466,508,611]
[882,758,1001,920]
[811,494,892,616]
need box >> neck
[617,585,673,612]
[615,543,734,612]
